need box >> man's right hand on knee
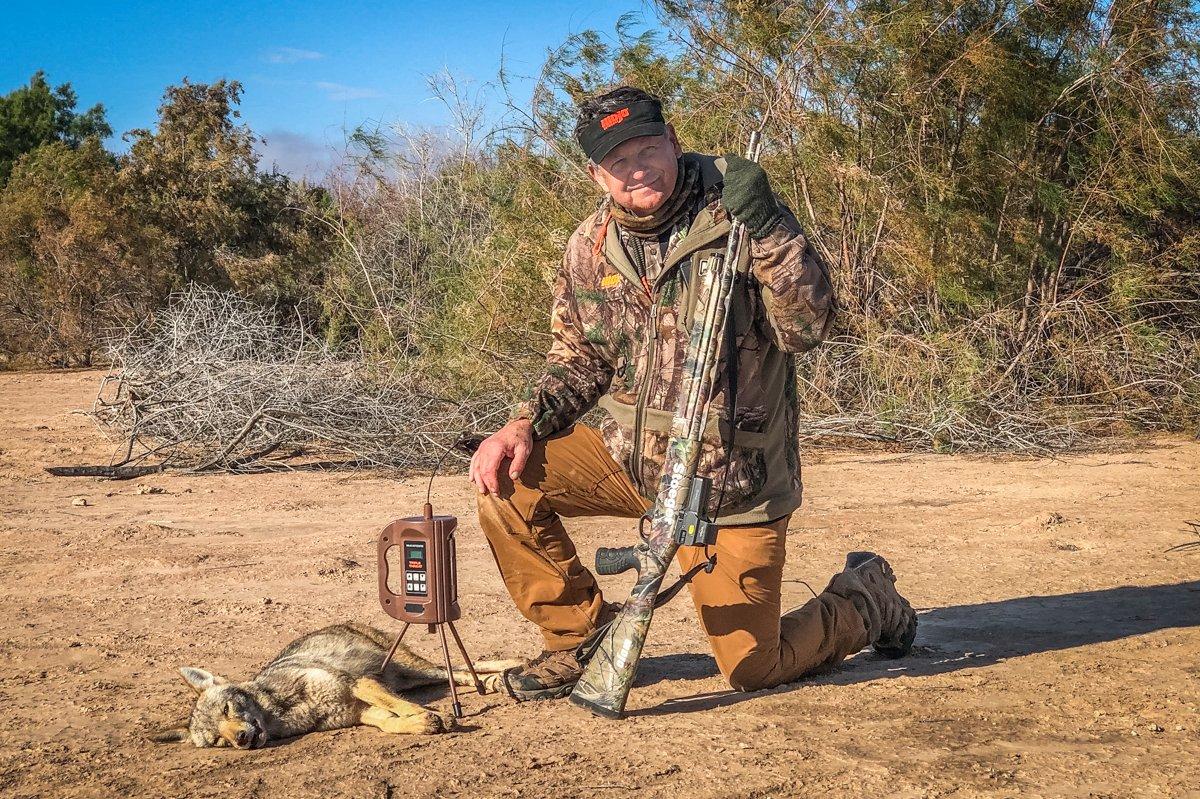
[469,419,534,495]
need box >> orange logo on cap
[600,107,630,130]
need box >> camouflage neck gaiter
[607,156,701,239]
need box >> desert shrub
[9,2,1200,450]
[0,77,332,366]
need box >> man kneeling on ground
[469,86,917,701]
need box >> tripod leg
[446,620,485,695]
[379,623,410,673]
[436,623,463,719]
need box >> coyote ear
[147,723,190,744]
[179,667,226,694]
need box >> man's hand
[469,419,534,495]
[722,154,783,240]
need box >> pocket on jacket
[635,428,768,517]
[598,393,769,514]
[694,435,768,517]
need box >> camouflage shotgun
[569,131,764,719]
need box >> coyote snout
[150,622,522,748]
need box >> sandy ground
[0,369,1198,799]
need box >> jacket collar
[598,202,733,292]
[597,152,734,292]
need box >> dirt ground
[1,369,1198,799]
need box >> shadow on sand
[630,580,1200,716]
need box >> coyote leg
[359,705,448,735]
[450,660,524,692]
[467,659,526,673]
[353,677,439,716]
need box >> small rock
[135,485,165,495]
[71,497,88,507]
[1148,723,1164,733]
[262,598,273,605]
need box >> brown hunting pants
[476,425,869,691]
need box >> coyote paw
[429,712,456,734]
[478,673,504,694]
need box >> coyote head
[149,667,269,749]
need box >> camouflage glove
[721,154,782,240]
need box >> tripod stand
[379,620,483,719]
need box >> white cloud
[254,130,343,181]
[315,81,384,101]
[264,47,324,64]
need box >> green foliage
[0,78,331,365]
[120,79,332,300]
[0,71,112,186]
[0,137,148,364]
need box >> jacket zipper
[628,239,656,497]
[631,300,660,497]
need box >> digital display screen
[403,540,427,597]
[404,541,425,570]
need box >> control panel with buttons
[404,540,428,596]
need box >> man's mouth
[627,175,662,192]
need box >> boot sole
[874,612,918,658]
[846,550,884,571]
[846,551,918,658]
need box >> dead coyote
[150,622,521,748]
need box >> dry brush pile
[90,286,509,472]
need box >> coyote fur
[150,622,522,748]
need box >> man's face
[587,125,683,215]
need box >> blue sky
[3,1,652,178]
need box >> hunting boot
[501,648,585,701]
[502,602,620,701]
[824,552,918,657]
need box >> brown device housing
[378,503,460,624]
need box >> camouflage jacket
[515,152,835,524]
